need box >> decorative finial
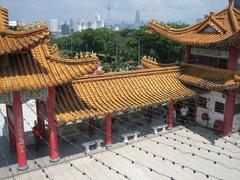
[229,0,233,7]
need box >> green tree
[51,22,188,65]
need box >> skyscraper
[135,10,141,28]
[50,19,58,34]
[69,19,74,33]
[94,13,104,29]
[61,24,70,35]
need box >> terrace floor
[0,111,240,180]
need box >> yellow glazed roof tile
[0,7,50,55]
[141,57,240,91]
[0,42,100,93]
[56,67,196,122]
[148,5,240,46]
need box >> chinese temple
[149,0,240,135]
[1,0,240,174]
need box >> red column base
[47,87,60,163]
[13,91,28,171]
[17,165,29,171]
[49,157,60,163]
[105,114,112,147]
[167,100,174,130]
[224,91,236,136]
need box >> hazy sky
[0,0,228,24]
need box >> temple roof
[148,5,240,46]
[56,67,196,122]
[141,57,240,91]
[0,7,50,55]
[179,63,240,91]
[0,42,100,93]
[141,56,177,69]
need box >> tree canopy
[51,23,188,65]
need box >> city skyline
[0,0,227,24]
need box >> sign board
[191,48,229,59]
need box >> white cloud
[0,0,228,24]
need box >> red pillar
[184,46,191,63]
[105,114,112,146]
[227,46,238,70]
[12,91,28,171]
[47,87,60,162]
[88,118,95,133]
[6,105,16,150]
[36,100,46,139]
[167,100,174,130]
[224,91,236,136]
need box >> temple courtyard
[0,111,240,180]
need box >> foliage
[51,22,188,65]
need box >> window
[215,102,225,114]
[199,97,207,108]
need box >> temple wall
[196,91,240,132]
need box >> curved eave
[141,56,176,69]
[56,67,197,122]
[148,6,240,46]
[0,43,100,93]
[0,26,50,55]
[149,21,240,46]
[179,75,239,91]
[179,63,240,91]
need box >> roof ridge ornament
[229,0,233,7]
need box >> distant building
[69,19,74,33]
[61,24,70,35]
[87,21,92,29]
[134,10,141,28]
[81,20,88,31]
[50,19,59,35]
[93,13,104,29]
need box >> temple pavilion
[0,7,99,171]
[148,0,240,135]
[1,0,240,173]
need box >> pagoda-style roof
[56,67,196,122]
[0,42,100,93]
[148,5,240,46]
[0,7,50,55]
[141,56,176,69]
[179,63,240,91]
[141,57,240,91]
